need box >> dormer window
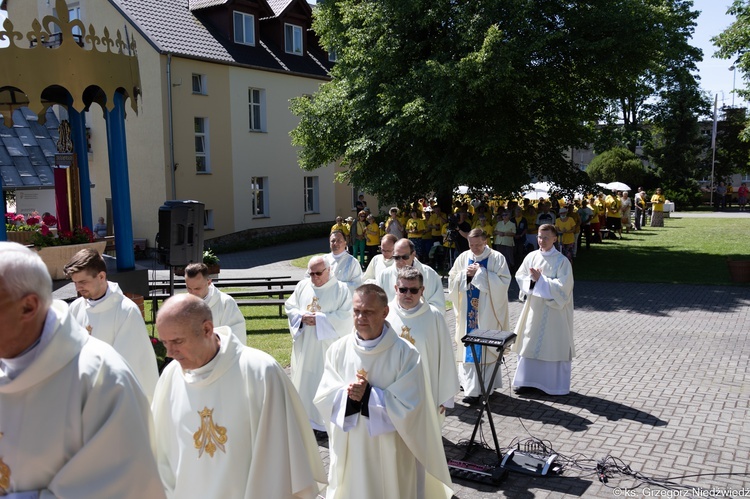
[234,11,255,46]
[284,24,303,55]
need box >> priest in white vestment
[448,228,511,403]
[314,284,453,499]
[285,256,353,430]
[512,223,575,395]
[0,242,165,499]
[386,266,459,420]
[362,233,397,282]
[376,238,445,310]
[327,230,363,293]
[184,262,247,344]
[153,294,326,499]
[65,248,159,401]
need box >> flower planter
[727,259,750,284]
[36,241,107,280]
[6,231,35,245]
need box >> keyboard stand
[463,342,505,461]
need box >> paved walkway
[191,237,750,497]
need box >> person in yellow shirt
[331,216,350,237]
[427,205,448,243]
[555,207,576,263]
[475,214,495,246]
[589,198,602,243]
[406,209,427,259]
[604,190,622,240]
[365,214,381,264]
[650,188,666,227]
[566,203,581,258]
[523,201,538,251]
[352,211,368,268]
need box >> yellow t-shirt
[331,223,350,236]
[555,217,576,245]
[406,218,426,238]
[365,222,380,246]
[651,194,665,212]
[605,195,621,218]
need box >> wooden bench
[235,298,288,317]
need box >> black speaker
[157,200,205,267]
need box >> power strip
[500,449,561,476]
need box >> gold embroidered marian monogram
[0,432,10,494]
[306,297,322,313]
[357,368,368,381]
[86,324,93,334]
[193,407,227,458]
[400,325,415,345]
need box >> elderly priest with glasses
[285,255,353,434]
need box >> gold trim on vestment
[193,407,227,458]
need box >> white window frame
[304,176,319,213]
[250,176,269,217]
[204,209,214,230]
[192,74,207,95]
[194,117,210,173]
[233,11,255,46]
[284,23,303,55]
[248,88,266,132]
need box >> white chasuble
[69,281,159,402]
[285,277,353,428]
[204,284,247,344]
[387,300,459,412]
[362,253,394,283]
[0,301,164,499]
[512,248,575,395]
[448,248,511,396]
[314,326,453,499]
[152,327,326,499]
[325,252,363,294]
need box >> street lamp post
[729,65,736,107]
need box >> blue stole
[465,257,488,362]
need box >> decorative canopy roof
[0,0,142,127]
[0,107,59,190]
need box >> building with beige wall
[4,0,376,245]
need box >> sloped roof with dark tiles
[266,0,293,17]
[188,0,229,10]
[0,108,59,190]
[113,0,331,78]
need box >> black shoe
[313,429,328,440]
[513,386,532,395]
[462,395,481,404]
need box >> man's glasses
[397,287,421,294]
[392,254,412,261]
[307,269,328,277]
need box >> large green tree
[586,147,647,189]
[291,0,684,204]
[600,0,703,155]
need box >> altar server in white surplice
[0,242,165,499]
[386,266,459,422]
[362,233,397,282]
[512,223,575,396]
[326,230,363,293]
[184,262,247,344]
[65,248,159,402]
[152,294,326,499]
[314,284,453,499]
[285,255,352,431]
[376,238,445,310]
[448,228,511,403]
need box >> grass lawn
[573,216,750,285]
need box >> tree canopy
[292,0,704,204]
[586,147,647,190]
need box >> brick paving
[106,236,749,497]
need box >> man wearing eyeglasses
[386,267,459,424]
[362,233,398,283]
[285,256,353,434]
[314,284,453,499]
[375,238,445,310]
[326,230,363,294]
[448,228,512,404]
